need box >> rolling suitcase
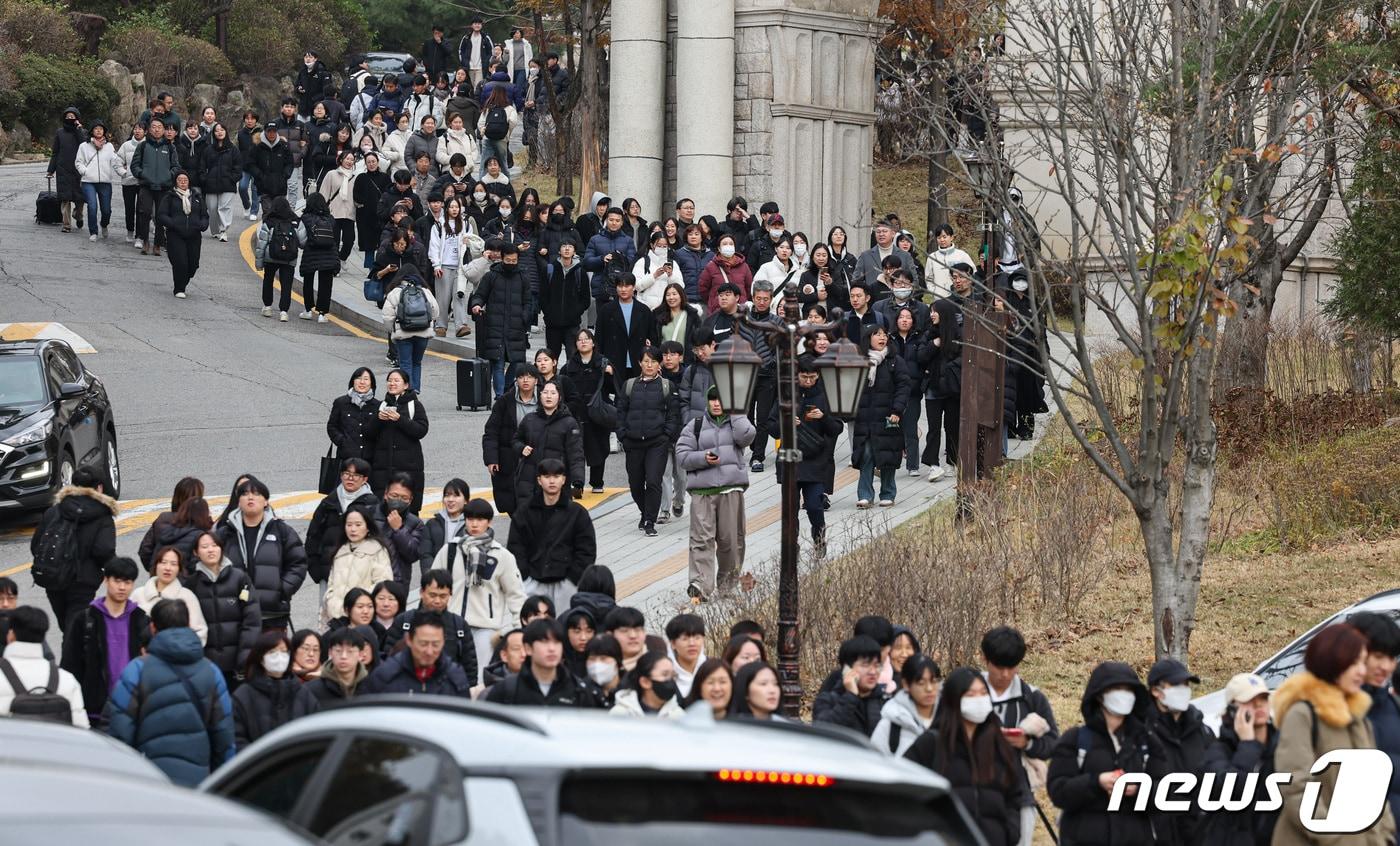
[35,176,61,225]
[456,358,492,411]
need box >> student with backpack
[0,606,88,726]
[59,557,150,728]
[675,385,754,598]
[253,196,299,321]
[616,348,683,536]
[30,466,117,643]
[297,191,342,322]
[476,87,517,181]
[381,266,439,391]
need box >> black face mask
[385,497,411,513]
[550,212,565,223]
[649,678,679,702]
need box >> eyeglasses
[341,471,366,480]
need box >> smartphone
[1002,727,1025,737]
[706,451,718,460]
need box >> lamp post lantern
[709,285,867,717]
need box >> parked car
[0,338,120,512]
[1193,587,1400,730]
[203,695,986,846]
[0,717,165,782]
[364,52,416,76]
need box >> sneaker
[89,234,97,242]
[672,504,684,518]
[133,239,144,251]
[686,584,703,605]
[217,232,228,242]
[643,522,658,537]
[455,325,472,338]
[248,212,258,221]
[384,351,397,365]
[822,493,832,511]
[656,512,670,525]
[638,517,646,530]
[261,306,273,317]
[590,485,605,494]
[101,227,108,239]
[879,499,894,507]
[750,460,765,473]
[907,468,921,477]
[174,292,187,299]
[125,232,134,243]
[927,465,946,482]
[856,500,871,509]
[279,311,288,322]
[298,311,314,320]
[316,313,328,323]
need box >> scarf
[335,483,359,514]
[457,529,498,588]
[348,387,374,407]
[866,345,888,385]
[175,186,192,214]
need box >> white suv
[202,695,986,846]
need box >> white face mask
[305,59,315,68]
[1162,685,1193,712]
[1012,279,1029,292]
[769,228,783,240]
[960,694,994,724]
[794,243,807,257]
[587,662,616,686]
[719,244,736,258]
[473,191,487,202]
[1102,689,1137,716]
[500,207,512,217]
[263,650,291,675]
[651,247,668,261]
[892,287,912,300]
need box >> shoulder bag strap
[44,662,59,694]
[0,658,26,693]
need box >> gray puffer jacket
[675,411,756,491]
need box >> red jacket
[696,254,754,313]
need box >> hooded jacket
[106,626,235,787]
[48,109,85,200]
[187,559,261,676]
[75,137,121,185]
[59,596,146,727]
[433,530,526,631]
[1047,661,1168,846]
[214,512,308,629]
[507,488,597,585]
[30,484,117,588]
[303,660,368,705]
[871,689,934,756]
[231,671,319,749]
[360,648,473,697]
[250,133,294,197]
[1148,701,1215,844]
[676,410,756,490]
[296,59,334,116]
[610,687,683,718]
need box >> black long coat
[513,405,586,502]
[561,354,614,468]
[482,387,531,514]
[366,391,429,511]
[851,354,911,468]
[48,122,85,202]
[327,393,380,461]
[470,261,532,362]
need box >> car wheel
[57,451,75,490]
[102,429,121,500]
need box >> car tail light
[716,769,834,787]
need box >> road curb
[326,282,479,360]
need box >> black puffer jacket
[513,405,586,503]
[367,391,429,508]
[145,520,206,573]
[360,649,473,697]
[506,488,597,584]
[173,132,208,182]
[904,725,1027,846]
[484,661,598,707]
[380,609,477,680]
[775,381,843,485]
[1047,662,1169,846]
[327,393,380,461]
[373,502,431,586]
[60,599,148,725]
[298,210,342,275]
[231,673,318,749]
[186,560,262,675]
[214,513,308,629]
[304,489,380,584]
[200,139,242,194]
[851,353,911,468]
[157,189,210,240]
[30,485,117,589]
[1149,704,1215,845]
[482,387,533,515]
[616,375,681,443]
[1197,708,1279,846]
[250,137,294,197]
[540,258,592,329]
[470,261,532,362]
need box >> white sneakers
[878,499,894,507]
[89,234,97,242]
[174,292,187,299]
[927,465,946,482]
[248,212,257,221]
[298,311,314,320]
[316,313,328,323]
[217,232,228,242]
[261,306,273,317]
[856,500,871,509]
[133,239,143,251]
[279,311,288,322]
[907,468,920,477]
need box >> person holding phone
[675,386,754,602]
[1197,673,1278,846]
[852,325,911,508]
[633,230,684,310]
[981,626,1060,845]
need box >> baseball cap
[1223,673,1269,705]
[1147,658,1201,687]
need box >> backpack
[396,282,434,331]
[483,106,509,141]
[30,513,83,590]
[307,215,336,249]
[267,220,299,263]
[339,74,361,108]
[624,377,672,401]
[0,658,71,724]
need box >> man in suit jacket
[596,273,659,386]
[852,219,917,289]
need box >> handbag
[318,446,339,495]
[795,418,826,459]
[363,276,384,302]
[586,377,618,430]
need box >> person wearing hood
[31,466,117,640]
[75,122,119,241]
[873,654,941,756]
[231,630,318,749]
[249,121,293,204]
[60,557,149,727]
[513,381,586,505]
[322,506,394,626]
[1197,673,1279,846]
[568,565,618,630]
[213,476,308,632]
[430,497,525,683]
[106,599,235,786]
[981,626,1060,845]
[303,627,370,705]
[133,546,208,645]
[904,667,1027,846]
[47,106,86,232]
[610,650,683,718]
[1144,658,1214,845]
[305,456,380,591]
[368,368,430,510]
[1047,660,1168,846]
[130,115,176,255]
[199,122,241,241]
[157,168,210,298]
[295,51,334,118]
[676,385,754,599]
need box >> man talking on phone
[813,635,889,736]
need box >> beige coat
[1271,671,1397,846]
[323,538,394,624]
[320,167,358,221]
[435,128,479,173]
[133,578,208,645]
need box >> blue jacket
[106,627,236,787]
[583,229,637,301]
[479,71,524,110]
[673,244,715,304]
[1365,682,1400,843]
[369,87,407,119]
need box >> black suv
[0,339,119,511]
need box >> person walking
[30,466,117,642]
[58,558,148,727]
[213,477,308,632]
[596,274,660,386]
[305,457,380,597]
[470,242,533,398]
[368,368,430,510]
[75,123,119,242]
[133,547,208,645]
[616,349,682,536]
[322,506,394,625]
[294,191,341,322]
[514,381,587,505]
[115,122,146,243]
[561,329,615,493]
[235,111,261,220]
[1197,673,1279,846]
[483,365,539,515]
[157,169,209,298]
[253,196,299,320]
[106,599,236,787]
[507,459,597,610]
[675,386,754,601]
[47,106,86,232]
[852,325,911,507]
[780,358,843,555]
[187,531,262,691]
[540,239,592,356]
[353,151,391,269]
[326,368,381,461]
[873,654,942,756]
[382,270,440,390]
[199,122,241,242]
[921,297,963,480]
[477,87,518,181]
[696,234,753,312]
[360,613,473,696]
[429,196,470,337]
[130,116,176,255]
[0,606,88,725]
[431,498,525,683]
[230,630,318,749]
[980,625,1061,846]
[318,150,359,262]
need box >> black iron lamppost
[709,282,868,717]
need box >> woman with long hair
[653,283,701,361]
[720,634,767,673]
[921,297,963,481]
[230,630,319,749]
[326,587,375,631]
[430,196,470,337]
[798,241,850,314]
[852,325,911,508]
[465,179,496,232]
[200,122,241,242]
[729,660,783,720]
[132,546,208,644]
[826,225,858,280]
[476,87,517,182]
[322,505,393,625]
[352,151,390,269]
[137,476,205,566]
[561,329,615,494]
[318,149,359,262]
[680,659,733,719]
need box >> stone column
[675,0,735,219]
[608,0,667,219]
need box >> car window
[0,359,46,405]
[1258,607,1400,688]
[224,741,334,821]
[54,347,83,380]
[47,349,80,386]
[307,737,464,846]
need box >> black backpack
[267,220,299,263]
[307,215,336,249]
[30,514,82,590]
[483,106,509,141]
[396,281,434,331]
[0,658,71,724]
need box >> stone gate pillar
[608,0,667,218]
[675,0,736,220]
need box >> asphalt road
[0,161,630,638]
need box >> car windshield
[0,358,46,407]
[557,776,975,845]
[1259,607,1400,688]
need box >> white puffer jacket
[435,128,479,173]
[323,538,394,623]
[76,140,122,185]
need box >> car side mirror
[58,382,85,399]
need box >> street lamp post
[708,282,868,717]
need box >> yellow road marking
[0,322,47,341]
[238,227,460,362]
